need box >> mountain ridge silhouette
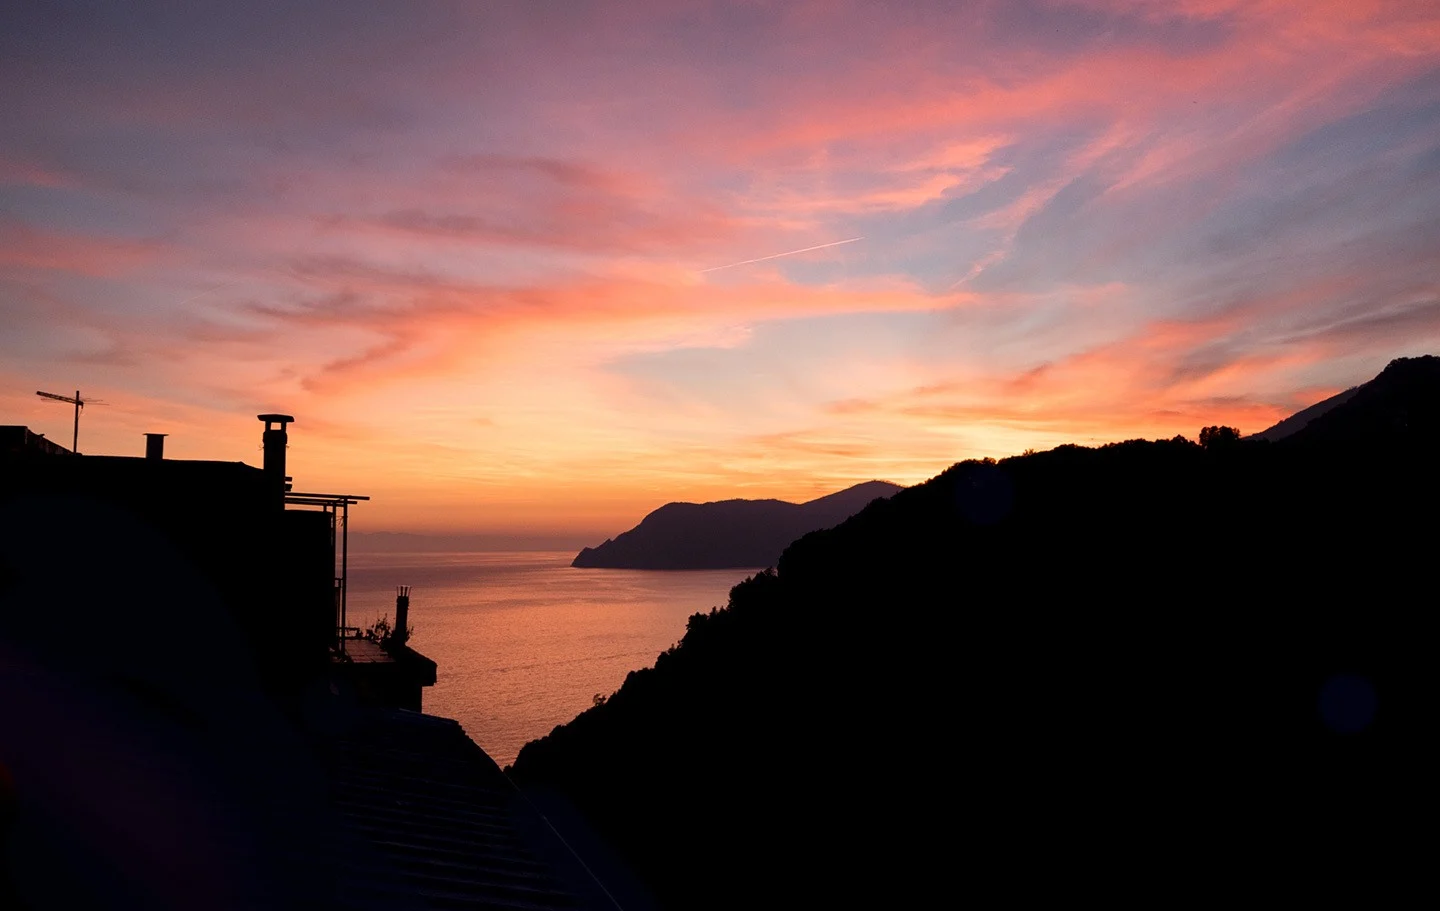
[571,480,903,569]
[514,355,1437,907]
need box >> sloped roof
[320,709,613,911]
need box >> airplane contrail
[174,281,236,307]
[700,236,864,273]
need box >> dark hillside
[1248,385,1358,440]
[513,359,1436,906]
[1285,354,1440,445]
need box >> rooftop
[342,639,401,665]
[319,709,612,911]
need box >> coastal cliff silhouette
[513,356,1437,908]
[571,480,902,569]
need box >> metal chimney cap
[257,413,295,426]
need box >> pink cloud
[0,220,161,276]
[0,157,75,189]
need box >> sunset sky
[3,1,1440,536]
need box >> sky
[3,1,1440,536]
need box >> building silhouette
[0,413,632,910]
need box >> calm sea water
[345,551,757,767]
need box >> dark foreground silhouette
[0,416,612,910]
[573,480,901,569]
[514,356,1438,907]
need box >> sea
[345,551,758,767]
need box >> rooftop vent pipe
[144,433,167,461]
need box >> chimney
[144,433,167,461]
[394,586,411,647]
[257,413,294,506]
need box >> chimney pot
[258,414,295,506]
[394,586,411,647]
[144,433,167,461]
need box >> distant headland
[572,480,903,570]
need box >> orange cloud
[814,314,1335,450]
[239,261,975,394]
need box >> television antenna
[36,389,105,454]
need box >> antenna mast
[35,389,103,454]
